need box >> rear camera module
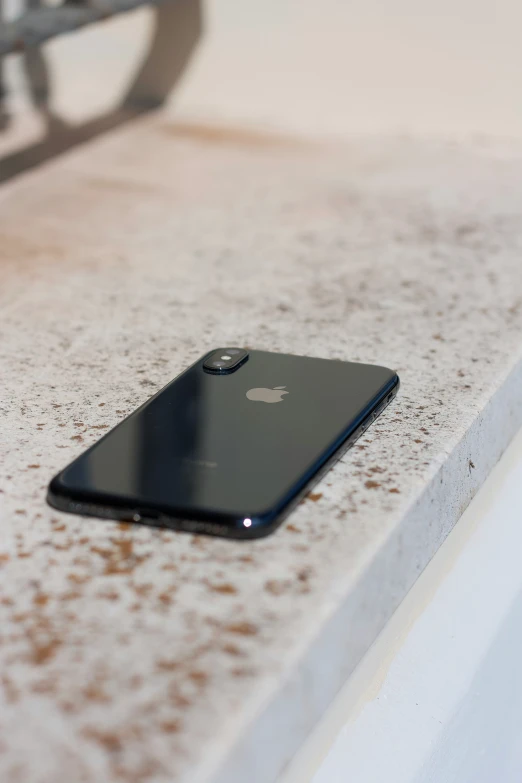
[204,348,249,374]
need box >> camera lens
[203,347,249,373]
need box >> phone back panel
[54,350,397,524]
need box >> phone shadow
[0,0,203,185]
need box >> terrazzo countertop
[1,119,522,783]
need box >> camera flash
[243,518,252,527]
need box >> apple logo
[246,386,289,404]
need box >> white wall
[281,426,522,783]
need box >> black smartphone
[48,349,399,539]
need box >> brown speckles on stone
[83,727,123,753]
[389,487,400,494]
[27,464,40,469]
[364,480,381,489]
[53,542,73,552]
[91,538,148,576]
[72,556,90,568]
[83,683,110,703]
[222,643,243,657]
[231,666,256,678]
[12,611,30,623]
[454,222,477,237]
[1,675,19,704]
[307,492,323,502]
[160,719,181,734]
[207,582,237,595]
[225,622,258,636]
[297,566,314,584]
[33,593,49,607]
[286,523,301,533]
[168,686,191,709]
[32,637,62,666]
[31,678,56,695]
[0,553,10,564]
[114,758,164,783]
[97,589,120,601]
[67,573,90,585]
[60,590,82,602]
[156,659,180,673]
[132,583,153,598]
[60,700,78,714]
[188,670,208,686]
[129,675,143,690]
[265,579,290,596]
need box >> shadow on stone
[0,0,202,184]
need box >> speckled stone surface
[1,120,522,783]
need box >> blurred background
[2,0,522,180]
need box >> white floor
[281,425,522,783]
